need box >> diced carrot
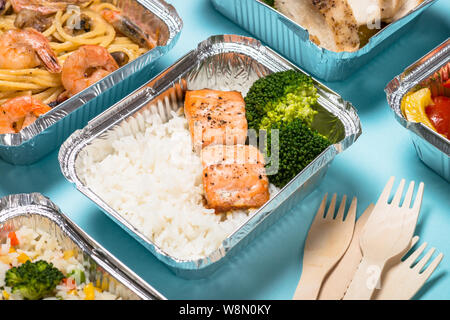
[62,278,77,290]
[8,232,19,246]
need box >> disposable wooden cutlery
[319,208,443,300]
[373,236,444,300]
[343,177,424,300]
[293,194,356,300]
[318,203,374,300]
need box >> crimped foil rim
[0,0,182,147]
[59,34,362,273]
[385,38,450,156]
[253,0,437,57]
[0,192,166,300]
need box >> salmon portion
[201,144,265,167]
[184,89,248,152]
[202,145,270,212]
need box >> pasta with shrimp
[0,0,155,134]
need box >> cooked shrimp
[0,112,14,134]
[10,0,89,15]
[0,96,51,134]
[102,9,157,49]
[61,45,119,96]
[0,28,61,73]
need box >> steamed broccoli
[5,260,64,300]
[244,70,318,131]
[244,70,330,188]
[264,119,331,189]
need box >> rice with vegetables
[0,226,119,300]
[78,110,279,261]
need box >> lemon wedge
[401,88,436,131]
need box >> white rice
[79,111,279,261]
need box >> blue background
[0,0,449,299]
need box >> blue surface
[0,0,449,300]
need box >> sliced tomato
[444,79,450,89]
[426,96,450,140]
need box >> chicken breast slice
[379,0,403,20]
[347,0,381,26]
[390,0,424,22]
[275,0,360,52]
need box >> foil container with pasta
[59,35,362,279]
[386,38,450,181]
[0,192,166,300]
[0,0,182,165]
[210,0,437,81]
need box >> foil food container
[0,0,182,165]
[0,193,166,300]
[210,0,436,81]
[59,35,362,279]
[386,38,450,181]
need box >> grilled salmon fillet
[184,89,248,152]
[201,144,265,167]
[202,145,270,212]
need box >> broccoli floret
[265,119,331,188]
[5,260,64,300]
[244,70,318,131]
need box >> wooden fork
[374,236,444,300]
[318,203,374,300]
[343,177,424,300]
[293,194,356,300]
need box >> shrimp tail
[102,10,156,49]
[35,48,61,73]
[25,28,61,73]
